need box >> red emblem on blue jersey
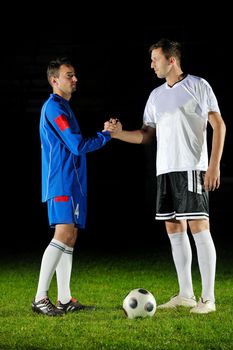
[55,114,70,131]
[54,196,69,202]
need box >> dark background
[2,12,232,254]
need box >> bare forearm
[111,129,144,144]
[209,120,226,169]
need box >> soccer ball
[122,288,156,319]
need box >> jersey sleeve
[45,101,111,155]
[143,91,157,128]
[199,78,221,115]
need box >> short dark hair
[149,38,182,63]
[47,56,72,82]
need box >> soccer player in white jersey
[106,38,226,314]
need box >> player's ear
[169,56,176,65]
[50,76,58,86]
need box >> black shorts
[156,171,209,221]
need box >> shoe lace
[44,298,55,311]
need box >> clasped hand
[103,118,122,135]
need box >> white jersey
[143,74,220,176]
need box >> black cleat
[32,297,64,316]
[57,298,96,313]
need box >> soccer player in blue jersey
[32,57,115,316]
[106,38,226,314]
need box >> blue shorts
[47,195,80,228]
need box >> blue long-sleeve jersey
[39,93,111,227]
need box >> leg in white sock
[35,239,66,302]
[56,246,74,304]
[168,232,194,298]
[192,230,216,303]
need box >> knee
[66,229,78,247]
[188,220,209,234]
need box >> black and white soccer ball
[122,288,156,319]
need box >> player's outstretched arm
[104,118,141,143]
[105,118,155,145]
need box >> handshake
[103,118,122,136]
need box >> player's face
[54,64,78,98]
[150,48,173,79]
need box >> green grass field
[0,246,232,350]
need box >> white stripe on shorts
[188,170,203,194]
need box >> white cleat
[157,295,197,309]
[190,298,216,314]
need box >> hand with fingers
[103,118,122,136]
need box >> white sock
[56,246,74,304]
[192,230,216,303]
[168,232,194,298]
[35,239,66,302]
